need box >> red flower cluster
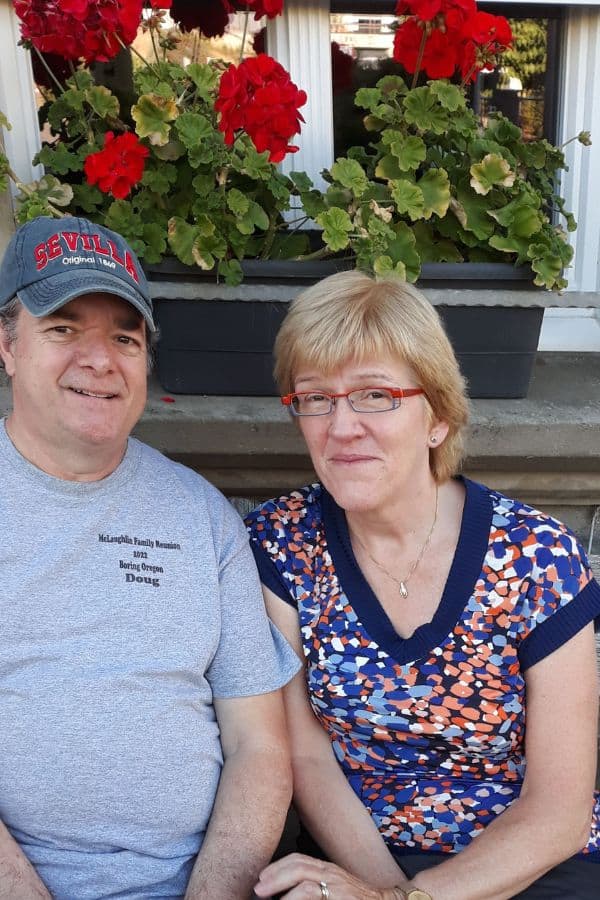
[216,53,306,163]
[393,0,511,82]
[14,0,145,62]
[84,131,149,198]
[170,0,283,36]
[239,0,284,19]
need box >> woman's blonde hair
[274,269,469,482]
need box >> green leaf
[390,179,424,220]
[71,182,104,213]
[455,179,495,240]
[330,158,369,197]
[175,111,213,151]
[429,82,466,112]
[86,85,119,119]
[36,142,81,176]
[388,134,426,172]
[132,93,178,146]
[374,154,404,181]
[373,256,407,279]
[418,169,451,219]
[403,87,448,134]
[36,174,73,207]
[354,88,382,112]
[0,111,11,131]
[186,63,219,101]
[384,222,421,282]
[376,75,408,97]
[529,247,564,291]
[412,221,463,263]
[226,188,250,217]
[363,114,386,132]
[470,153,516,196]
[218,258,244,286]
[142,161,179,194]
[289,171,313,192]
[153,139,186,161]
[141,223,167,263]
[316,207,353,251]
[488,197,543,238]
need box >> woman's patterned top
[245,478,600,860]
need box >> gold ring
[319,881,330,899]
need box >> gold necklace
[352,484,439,599]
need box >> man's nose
[75,332,114,371]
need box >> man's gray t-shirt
[0,424,300,899]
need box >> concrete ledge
[0,352,598,536]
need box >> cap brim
[16,268,156,332]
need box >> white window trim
[0,0,42,188]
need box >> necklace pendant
[398,581,409,599]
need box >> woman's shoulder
[467,478,593,588]
[244,483,324,539]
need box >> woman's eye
[306,393,327,403]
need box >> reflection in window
[330,13,557,158]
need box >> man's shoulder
[130,438,230,509]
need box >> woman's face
[293,355,448,515]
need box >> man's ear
[0,324,16,377]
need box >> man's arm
[184,689,292,900]
[0,821,51,899]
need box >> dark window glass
[330,3,561,158]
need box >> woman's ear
[428,420,450,447]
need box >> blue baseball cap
[0,215,156,331]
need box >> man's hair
[0,296,157,372]
[274,269,470,482]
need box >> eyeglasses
[281,386,425,416]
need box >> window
[330,2,562,158]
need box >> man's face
[0,293,148,477]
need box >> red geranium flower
[84,131,149,199]
[14,0,144,63]
[238,0,284,19]
[170,0,232,35]
[216,53,306,163]
[459,12,512,81]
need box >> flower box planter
[148,260,546,400]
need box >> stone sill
[0,353,598,507]
[133,353,600,498]
[149,281,600,309]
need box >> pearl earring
[430,435,437,444]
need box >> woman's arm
[401,622,599,900]
[264,587,408,890]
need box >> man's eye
[117,335,140,346]
[51,325,71,334]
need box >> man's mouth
[69,387,117,400]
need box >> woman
[246,271,600,900]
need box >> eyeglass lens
[291,388,399,416]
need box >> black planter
[148,261,544,399]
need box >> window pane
[330,12,558,157]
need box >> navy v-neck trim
[322,477,493,664]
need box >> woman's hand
[254,852,402,899]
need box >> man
[0,216,299,900]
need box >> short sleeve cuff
[520,577,600,669]
[249,538,297,607]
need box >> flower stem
[31,45,65,95]
[411,26,428,90]
[239,11,250,64]
[116,34,161,79]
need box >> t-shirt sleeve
[518,522,600,669]
[206,500,301,699]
